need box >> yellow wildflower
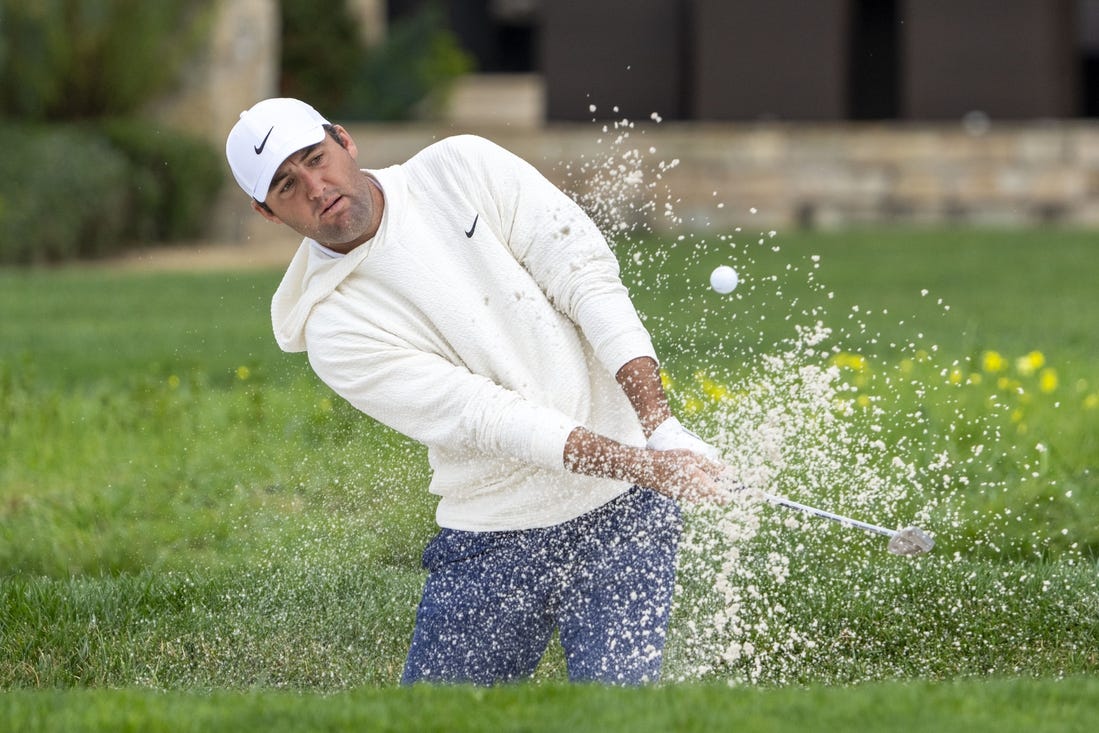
[659,369,673,391]
[948,367,964,385]
[703,381,730,401]
[695,372,730,402]
[981,350,1005,373]
[167,375,181,390]
[1084,393,1099,410]
[967,373,983,386]
[683,396,704,415]
[832,352,868,372]
[1016,350,1045,377]
[236,365,251,381]
[1038,368,1058,394]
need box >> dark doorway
[848,0,901,119]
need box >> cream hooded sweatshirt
[272,135,658,531]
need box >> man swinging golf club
[226,98,727,686]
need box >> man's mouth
[320,195,344,218]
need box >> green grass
[4,677,1099,732]
[2,228,1098,729]
[0,269,281,389]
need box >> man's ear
[331,124,358,159]
[251,200,283,224]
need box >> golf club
[761,491,935,556]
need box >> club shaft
[762,492,896,538]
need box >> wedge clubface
[762,492,935,556]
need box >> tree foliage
[0,0,213,121]
[280,1,474,121]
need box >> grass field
[4,677,1098,732]
[1,228,1098,730]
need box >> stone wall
[331,120,1099,235]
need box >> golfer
[225,98,724,685]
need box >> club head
[887,526,935,556]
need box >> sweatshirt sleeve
[457,136,658,375]
[305,311,579,472]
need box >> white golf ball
[710,265,739,294]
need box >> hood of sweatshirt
[270,165,403,353]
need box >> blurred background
[2,0,1098,264]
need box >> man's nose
[301,169,325,199]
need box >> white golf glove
[647,416,721,460]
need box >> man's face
[255,125,379,252]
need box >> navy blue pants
[401,486,682,685]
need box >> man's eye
[310,153,324,165]
[280,179,294,194]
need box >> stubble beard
[316,200,373,249]
[314,176,377,250]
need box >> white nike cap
[226,98,330,203]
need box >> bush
[0,1,223,264]
[0,124,130,263]
[0,0,214,121]
[279,0,364,117]
[0,123,223,264]
[99,119,224,242]
[280,0,473,121]
[348,3,475,121]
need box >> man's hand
[563,427,728,502]
[646,416,721,460]
[644,447,729,501]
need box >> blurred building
[199,0,1099,234]
[390,0,1097,123]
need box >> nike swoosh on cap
[254,127,274,155]
[465,214,478,238]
